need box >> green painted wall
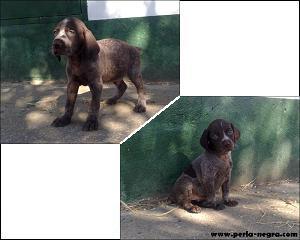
[86,15,179,81]
[0,1,179,82]
[1,0,82,21]
[121,97,300,201]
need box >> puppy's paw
[187,205,201,213]
[51,115,71,127]
[133,104,146,113]
[82,116,98,131]
[106,98,118,105]
[224,199,238,207]
[215,203,226,211]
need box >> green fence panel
[121,97,300,201]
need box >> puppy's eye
[227,129,233,135]
[53,29,58,35]
[211,134,219,140]
[68,29,75,34]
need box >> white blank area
[1,144,120,239]
[87,0,179,20]
[181,1,299,96]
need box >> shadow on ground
[121,180,300,239]
[1,80,179,143]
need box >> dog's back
[97,39,141,82]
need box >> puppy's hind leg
[178,186,201,213]
[106,79,127,105]
[128,65,146,113]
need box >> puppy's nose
[222,139,232,148]
[53,39,64,49]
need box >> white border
[121,96,180,143]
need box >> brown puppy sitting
[51,17,146,131]
[169,119,240,213]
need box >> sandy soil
[1,80,179,143]
[121,180,300,239]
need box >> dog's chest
[67,63,96,86]
[215,155,232,182]
[70,71,89,85]
[70,65,82,77]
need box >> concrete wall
[0,1,179,82]
[121,97,300,201]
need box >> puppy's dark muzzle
[52,39,65,54]
[222,140,234,150]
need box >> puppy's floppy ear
[200,129,210,150]
[231,123,240,142]
[82,26,100,58]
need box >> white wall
[87,0,179,20]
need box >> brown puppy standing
[51,17,146,131]
[169,119,240,213]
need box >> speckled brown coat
[51,17,146,131]
[169,119,240,213]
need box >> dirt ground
[121,180,300,239]
[1,80,179,143]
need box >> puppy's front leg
[82,78,102,131]
[52,80,79,127]
[200,178,225,210]
[222,179,238,207]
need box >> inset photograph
[1,1,179,143]
[121,96,299,239]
